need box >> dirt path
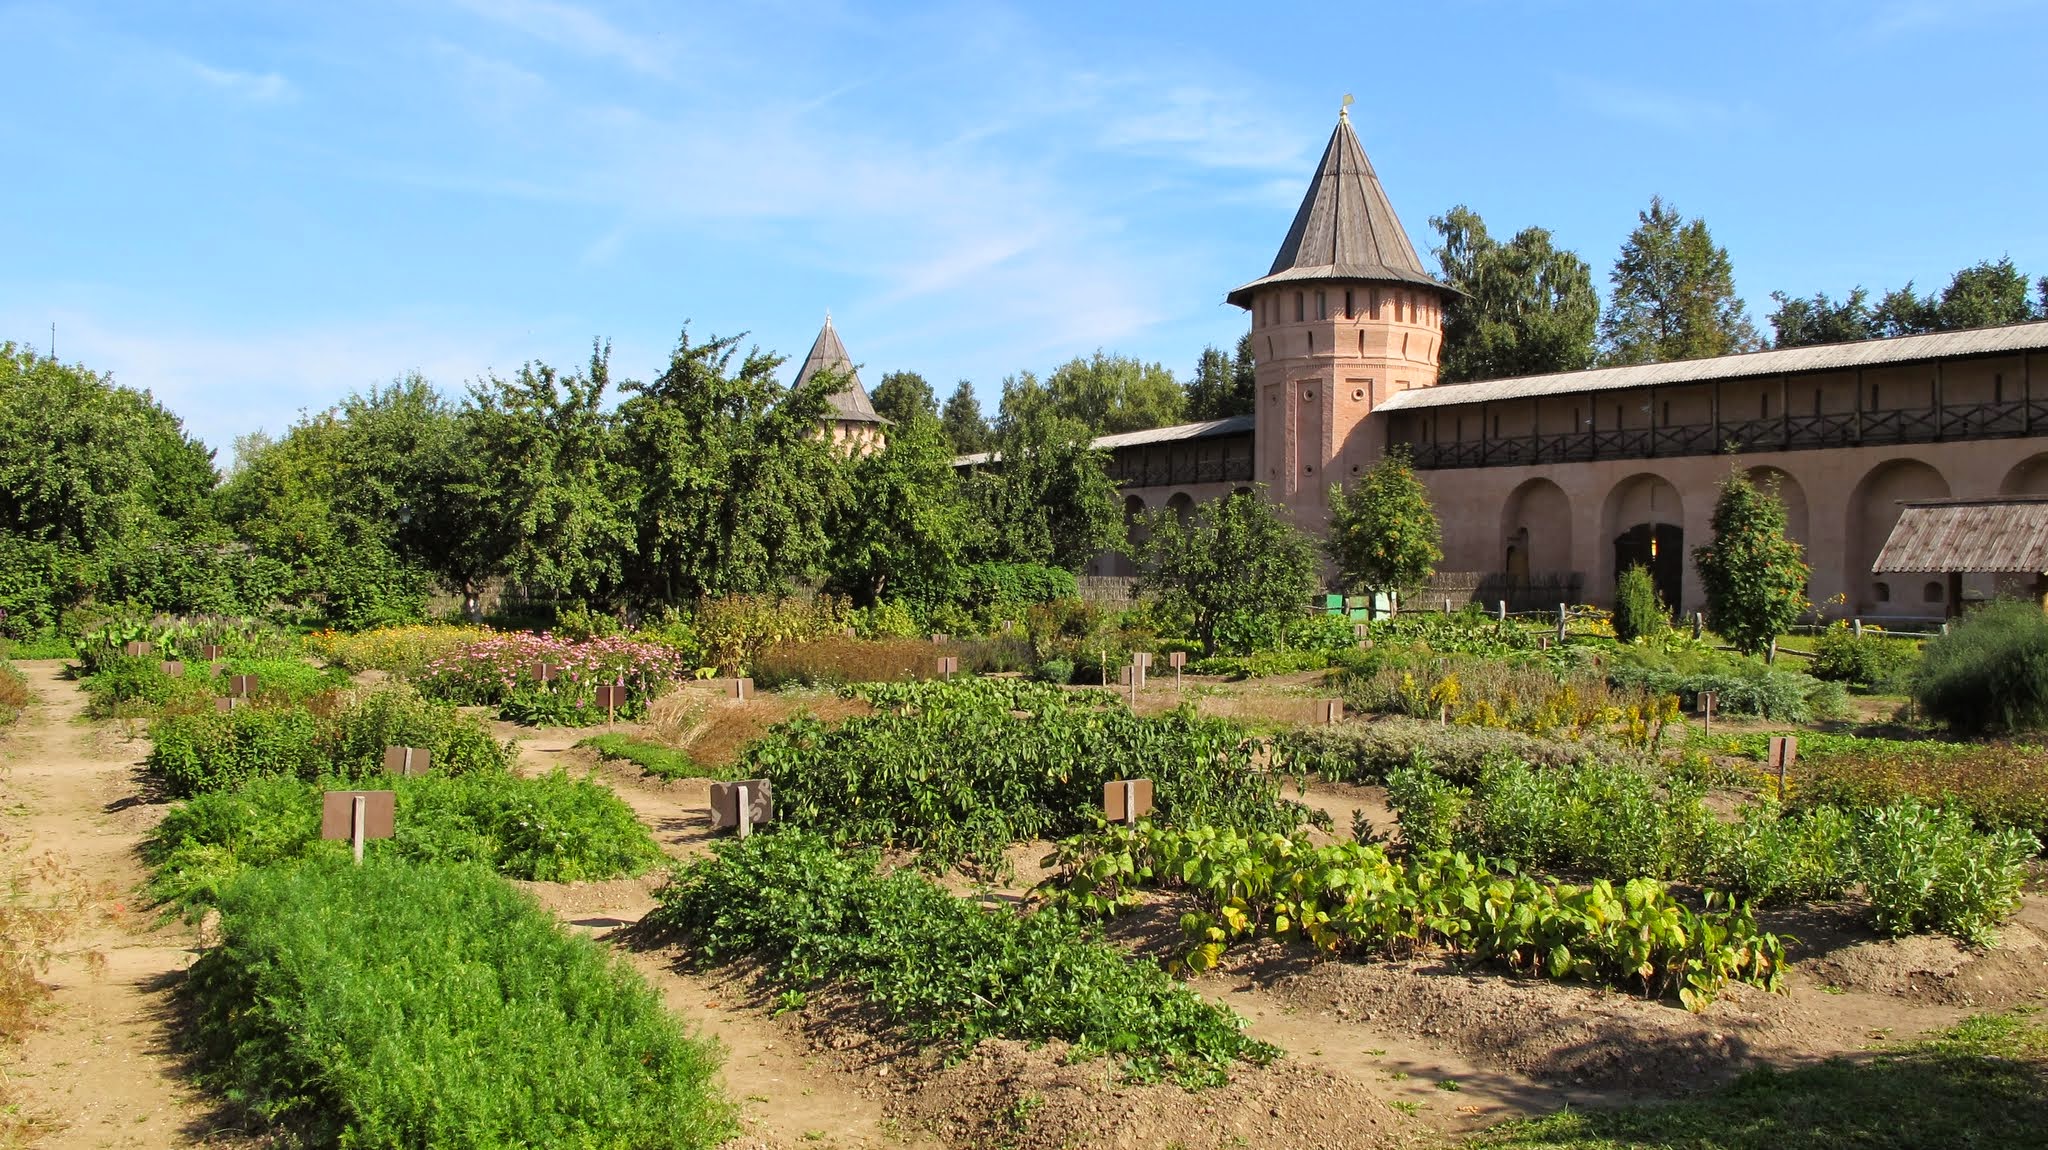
[0,661,237,1148]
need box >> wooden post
[1769,735,1798,803]
[351,794,367,865]
[1169,650,1186,694]
[1852,618,1863,637]
[1693,611,1705,640]
[1556,603,1568,643]
[1497,600,1507,622]
[736,783,753,840]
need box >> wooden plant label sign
[726,677,754,700]
[930,633,948,644]
[199,644,223,661]
[160,660,185,677]
[1132,652,1154,669]
[1167,651,1186,670]
[708,779,774,831]
[1354,623,1370,640]
[320,790,396,840]
[229,674,257,698]
[1698,691,1718,717]
[1103,778,1154,824]
[383,746,432,777]
[123,641,150,657]
[1119,667,1135,686]
[529,662,558,683]
[1768,736,1798,770]
[1318,699,1345,724]
[594,685,627,709]
[934,656,959,677]
[213,696,243,713]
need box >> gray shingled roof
[794,315,887,423]
[1378,320,2048,412]
[953,414,1255,468]
[1226,112,1444,308]
[1873,497,2048,575]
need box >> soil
[11,666,2048,1150]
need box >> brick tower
[1226,104,1450,526]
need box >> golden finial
[1340,93,1354,121]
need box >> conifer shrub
[1612,564,1669,643]
[183,857,731,1147]
[1912,600,2048,735]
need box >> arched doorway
[1166,492,1196,526]
[1848,459,1949,614]
[1603,474,1684,610]
[2001,452,2048,496]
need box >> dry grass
[0,842,104,1145]
[0,664,27,726]
[647,687,871,769]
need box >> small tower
[1226,103,1450,524]
[794,312,888,455]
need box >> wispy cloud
[1863,0,2039,37]
[186,59,294,103]
[1097,85,1307,171]
[448,0,670,75]
[1556,75,1742,134]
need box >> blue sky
[4,1,2046,459]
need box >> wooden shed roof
[1871,496,2048,574]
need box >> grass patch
[0,660,27,725]
[183,856,733,1148]
[1472,1008,2048,1148]
[650,830,1276,1087]
[578,732,713,780]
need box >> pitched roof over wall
[1378,320,2048,412]
[1225,111,1443,308]
[1872,497,2048,574]
[952,413,1254,468]
[794,314,886,423]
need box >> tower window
[1316,291,1327,319]
[1996,373,2005,402]
[1370,287,1381,318]
[1344,289,1354,317]
[1357,330,1364,355]
[1295,292,1304,322]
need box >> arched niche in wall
[1499,477,1573,583]
[1744,466,1809,551]
[2000,451,2048,495]
[1166,492,1196,526]
[1847,458,1949,614]
[1601,473,1685,610]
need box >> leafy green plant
[744,680,1307,869]
[1383,762,1468,853]
[1272,717,1642,785]
[1913,599,2048,735]
[1693,469,1810,657]
[182,856,732,1147]
[578,732,706,780]
[1041,823,1785,1011]
[145,768,662,905]
[1812,622,1919,691]
[650,830,1275,1086]
[1857,800,2036,944]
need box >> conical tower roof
[1225,110,1444,308]
[794,313,885,423]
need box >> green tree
[1185,335,1258,421]
[1326,449,1443,598]
[940,380,992,455]
[1613,563,1670,643]
[1932,257,2037,330]
[616,328,840,604]
[1130,489,1319,655]
[1043,351,1183,435]
[1431,205,1599,381]
[1767,288,1879,348]
[1601,196,1759,364]
[827,411,968,605]
[465,343,634,608]
[962,375,1120,572]
[870,370,937,428]
[1692,470,1810,657]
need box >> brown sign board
[123,641,150,657]
[723,677,753,700]
[708,779,774,830]
[160,660,185,677]
[1768,735,1799,770]
[383,746,432,776]
[1132,652,1154,669]
[934,656,959,676]
[320,790,396,840]
[1318,699,1345,724]
[930,633,948,644]
[528,662,558,682]
[213,696,243,713]
[1167,650,1186,669]
[1698,691,1718,716]
[229,674,257,698]
[594,684,627,709]
[199,644,223,661]
[1103,778,1154,823]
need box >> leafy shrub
[692,594,853,675]
[1712,803,1856,905]
[146,688,513,797]
[183,857,731,1147]
[1604,646,1840,721]
[1613,564,1669,644]
[1335,647,1680,742]
[1033,657,1075,685]
[1044,823,1786,1011]
[1781,738,2048,842]
[1383,763,1467,852]
[1857,800,2036,944]
[578,733,703,780]
[651,830,1273,1086]
[146,768,662,905]
[745,679,1306,868]
[1812,622,1919,691]
[1272,717,1643,785]
[1913,600,2048,735]
[1185,648,1335,679]
[961,562,1078,612]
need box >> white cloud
[448,0,670,76]
[1097,85,1308,171]
[186,60,295,103]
